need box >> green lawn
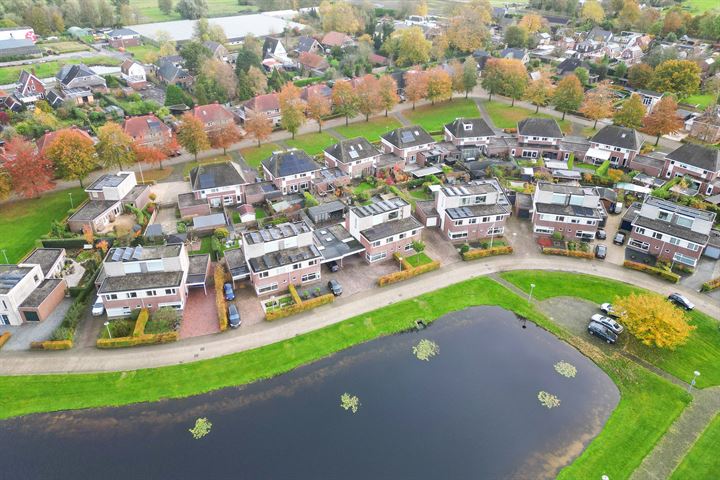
[181,155,231,178]
[41,41,90,53]
[684,0,720,12]
[130,0,257,22]
[285,132,336,156]
[404,252,433,267]
[0,57,122,84]
[255,207,267,220]
[482,100,572,133]
[240,143,281,168]
[0,187,84,263]
[334,116,401,142]
[123,44,159,63]
[408,188,432,200]
[500,271,720,388]
[670,414,720,479]
[405,98,480,132]
[681,94,716,109]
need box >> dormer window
[657,210,670,221]
[463,123,472,131]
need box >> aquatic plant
[538,391,561,409]
[413,339,439,361]
[189,417,212,439]
[340,393,360,413]
[554,361,577,378]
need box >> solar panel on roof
[122,248,133,261]
[348,150,359,159]
[132,245,143,260]
[400,131,415,143]
[111,249,122,262]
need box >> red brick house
[239,93,281,126]
[192,103,236,135]
[262,149,322,194]
[3,70,45,111]
[36,126,94,154]
[298,51,329,75]
[661,143,720,196]
[531,182,606,240]
[513,118,567,161]
[324,137,381,179]
[178,162,248,217]
[122,114,172,148]
[380,126,436,166]
[584,125,642,168]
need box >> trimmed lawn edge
[669,413,720,480]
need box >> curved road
[1,255,717,376]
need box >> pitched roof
[295,36,319,53]
[500,48,527,60]
[56,64,101,86]
[324,137,380,164]
[587,26,612,42]
[444,118,495,138]
[591,125,641,151]
[0,38,40,56]
[203,40,223,55]
[262,150,321,178]
[298,51,329,70]
[157,59,190,82]
[262,37,280,58]
[556,57,582,73]
[381,126,435,149]
[244,93,280,112]
[300,83,331,101]
[122,114,171,140]
[321,31,352,47]
[192,103,234,125]
[36,127,93,153]
[108,28,139,37]
[361,216,422,242]
[666,143,720,172]
[189,162,246,190]
[517,118,562,138]
[17,70,44,96]
[120,58,144,74]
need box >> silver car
[591,313,624,335]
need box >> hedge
[377,260,441,286]
[700,277,720,292]
[462,245,514,260]
[31,340,73,350]
[623,260,680,283]
[132,309,149,337]
[215,265,228,332]
[0,332,10,350]
[265,291,335,321]
[96,332,178,348]
[541,247,594,259]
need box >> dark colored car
[588,321,618,344]
[668,293,694,310]
[228,304,241,328]
[223,282,235,301]
[595,244,607,259]
[327,260,340,273]
[328,279,343,296]
[613,232,626,245]
[596,229,607,240]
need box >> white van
[91,296,105,317]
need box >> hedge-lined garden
[265,284,335,321]
[377,252,441,286]
[623,260,681,283]
[96,309,179,348]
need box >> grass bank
[405,98,480,132]
[334,116,401,142]
[670,413,720,479]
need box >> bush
[132,309,149,337]
[596,160,611,176]
[265,292,334,321]
[215,265,228,331]
[623,261,680,283]
[460,243,470,254]
[31,340,73,350]
[96,332,178,348]
[0,332,10,349]
[51,327,74,341]
[377,260,441,286]
[541,247,594,259]
[462,245,513,260]
[303,191,319,207]
[700,277,720,292]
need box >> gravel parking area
[536,297,622,351]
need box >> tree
[3,137,54,199]
[579,81,614,128]
[518,13,546,33]
[552,74,584,120]
[241,33,262,59]
[504,26,528,49]
[332,79,360,125]
[481,59,504,101]
[525,73,555,113]
[278,82,305,139]
[446,0,492,52]
[177,113,210,162]
[627,63,654,89]
[97,0,114,27]
[386,27,431,67]
[430,33,449,61]
[614,293,695,349]
[318,0,361,33]
[307,92,331,132]
[175,0,207,19]
[158,0,173,15]
[200,58,237,101]
[235,49,262,75]
[614,61,627,80]
[618,0,641,30]
[404,70,428,110]
[613,94,646,129]
[581,0,604,24]
[180,41,211,72]
[96,123,135,170]
[574,66,589,86]
[354,75,381,121]
[165,84,194,107]
[377,74,399,116]
[246,66,267,96]
[133,144,167,170]
[642,96,683,145]
[45,129,96,187]
[209,123,242,155]
[481,58,527,106]
[245,112,273,147]
[0,169,11,201]
[460,57,478,98]
[650,60,701,99]
[426,67,452,105]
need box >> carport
[224,248,250,287]
[187,254,211,294]
[313,224,365,267]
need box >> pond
[0,307,619,479]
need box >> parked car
[228,304,241,328]
[668,293,694,310]
[613,203,624,214]
[328,279,343,296]
[600,303,624,318]
[327,260,340,272]
[613,232,626,245]
[591,313,624,335]
[595,244,607,259]
[588,321,618,344]
[223,282,235,301]
[596,229,607,240]
[91,296,105,316]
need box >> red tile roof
[299,52,329,70]
[36,127,93,153]
[244,93,280,113]
[321,31,352,47]
[122,114,171,141]
[192,103,234,125]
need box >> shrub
[462,245,513,260]
[460,243,470,254]
[31,340,73,350]
[265,293,334,321]
[541,247,594,259]
[411,240,426,253]
[700,277,720,292]
[214,227,229,239]
[96,332,179,348]
[623,260,680,283]
[551,231,564,242]
[132,309,149,337]
[596,159,611,176]
[303,191,319,207]
[377,260,441,286]
[215,265,228,331]
[0,332,10,349]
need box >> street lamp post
[104,321,112,339]
[1,249,8,264]
[688,370,700,393]
[68,192,74,209]
[528,283,536,304]
[489,221,496,249]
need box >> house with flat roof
[242,222,322,295]
[20,248,66,280]
[0,260,66,325]
[262,149,322,194]
[627,197,715,268]
[584,125,642,168]
[98,244,191,317]
[346,197,423,263]
[531,182,606,240]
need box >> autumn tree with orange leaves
[307,92,332,132]
[426,67,452,105]
[356,74,382,121]
[44,129,96,187]
[579,81,614,128]
[642,96,684,145]
[245,111,273,146]
[378,74,399,116]
[404,70,428,110]
[210,123,243,155]
[3,136,55,198]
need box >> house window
[293,263,301,270]
[635,227,646,235]
[481,216,490,223]
[489,226,504,235]
[468,218,477,224]
[259,271,269,278]
[366,251,387,262]
[371,240,381,247]
[146,290,156,296]
[404,243,413,251]
[454,220,463,226]
[301,273,318,282]
[534,226,554,234]
[388,211,399,220]
[652,232,662,240]
[308,260,317,266]
[129,292,137,298]
[449,231,468,240]
[669,237,680,246]
[399,233,406,239]
[165,289,175,295]
[386,237,394,243]
[258,283,278,294]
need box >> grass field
[684,0,720,12]
[404,252,433,267]
[181,155,232,178]
[137,167,173,183]
[0,187,84,263]
[334,116,401,142]
[500,271,720,388]
[130,0,257,22]
[681,94,716,109]
[41,41,90,53]
[240,143,281,168]
[482,100,572,133]
[405,98,480,132]
[123,44,159,63]
[0,56,122,84]
[670,414,720,479]
[285,132,336,156]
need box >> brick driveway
[180,287,220,339]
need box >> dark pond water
[1,307,619,479]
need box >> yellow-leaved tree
[614,293,695,349]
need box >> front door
[23,311,40,322]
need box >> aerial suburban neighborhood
[0,0,719,478]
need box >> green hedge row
[462,245,514,260]
[132,309,149,337]
[265,291,335,321]
[378,259,441,286]
[623,260,680,283]
[701,277,720,292]
[96,332,178,348]
[542,247,594,259]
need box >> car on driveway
[591,313,624,334]
[668,293,694,310]
[328,279,343,296]
[223,282,235,301]
[91,296,105,316]
[596,229,607,240]
[588,321,618,344]
[326,260,339,272]
[595,244,607,259]
[600,303,624,318]
[613,232,626,245]
[228,304,241,328]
